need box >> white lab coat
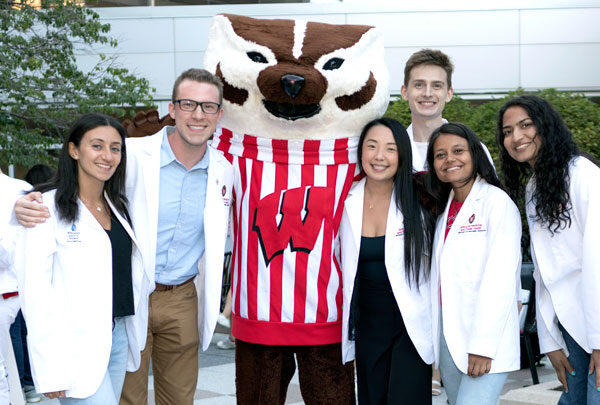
[528,156,600,355]
[431,177,521,374]
[338,178,434,364]
[125,127,233,350]
[14,190,148,398]
[0,173,31,293]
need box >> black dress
[353,235,431,405]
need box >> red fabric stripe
[234,158,246,317]
[231,187,239,316]
[269,151,288,322]
[315,165,338,323]
[303,140,320,165]
[243,134,259,160]
[247,157,262,321]
[216,128,234,164]
[334,138,349,164]
[333,163,357,316]
[232,315,342,345]
[334,163,357,237]
[293,163,314,323]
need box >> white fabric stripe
[281,249,296,323]
[256,162,274,321]
[326,260,340,322]
[304,227,324,323]
[293,20,307,59]
[238,158,252,319]
[256,136,274,164]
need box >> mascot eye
[247,51,268,64]
[323,57,344,70]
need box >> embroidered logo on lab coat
[67,224,81,243]
[457,214,486,234]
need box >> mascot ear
[123,109,175,138]
[413,172,445,216]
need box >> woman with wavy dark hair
[14,113,148,404]
[427,122,521,405]
[338,117,436,404]
[498,95,600,403]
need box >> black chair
[520,262,540,384]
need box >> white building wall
[89,0,600,114]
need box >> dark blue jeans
[558,323,600,405]
[9,310,34,387]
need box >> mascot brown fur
[204,14,389,404]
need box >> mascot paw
[123,109,175,138]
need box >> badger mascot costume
[205,14,389,404]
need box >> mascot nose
[281,74,305,99]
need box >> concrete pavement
[33,331,559,404]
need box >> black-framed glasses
[175,99,221,114]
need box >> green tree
[0,0,153,166]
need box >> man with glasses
[14,68,233,405]
[118,68,233,405]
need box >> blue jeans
[558,324,600,405]
[439,329,508,405]
[60,317,128,405]
[9,310,34,387]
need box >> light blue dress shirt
[154,130,208,285]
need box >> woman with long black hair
[498,95,600,403]
[339,117,436,404]
[15,113,148,404]
[427,122,521,405]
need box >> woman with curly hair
[427,122,521,405]
[498,95,600,403]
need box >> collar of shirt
[160,128,210,171]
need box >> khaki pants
[120,281,199,405]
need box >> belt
[154,276,195,292]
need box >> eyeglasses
[175,99,221,114]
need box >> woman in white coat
[339,117,436,404]
[427,122,521,405]
[498,95,600,404]
[14,113,148,404]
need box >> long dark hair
[358,117,435,286]
[35,113,129,223]
[496,96,579,233]
[426,122,502,210]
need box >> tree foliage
[385,88,600,165]
[0,0,153,166]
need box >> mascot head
[204,14,389,140]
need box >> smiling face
[169,79,223,154]
[501,106,542,167]
[361,125,399,185]
[432,133,474,191]
[401,64,453,121]
[69,125,123,186]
